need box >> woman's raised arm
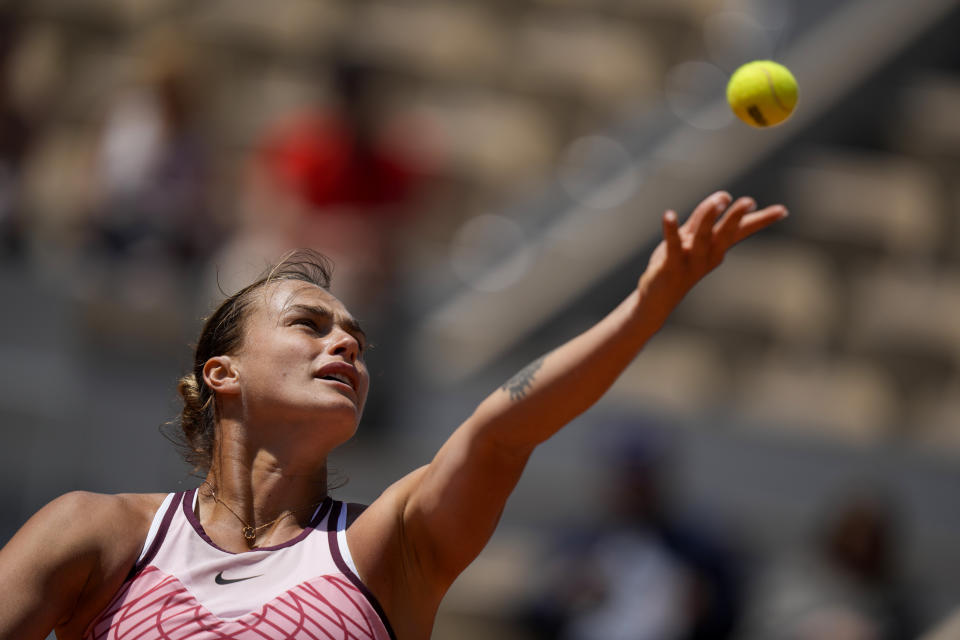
[360,191,787,611]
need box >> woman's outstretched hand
[639,191,788,318]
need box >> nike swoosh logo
[214,571,262,585]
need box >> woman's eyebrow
[287,303,332,320]
[287,303,367,343]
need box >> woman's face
[228,279,370,444]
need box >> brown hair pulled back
[174,249,333,473]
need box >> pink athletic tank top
[83,489,395,640]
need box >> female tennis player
[0,191,786,639]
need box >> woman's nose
[329,327,359,362]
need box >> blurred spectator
[740,491,915,640]
[0,12,33,259]
[523,424,744,640]
[86,37,216,291]
[249,55,430,315]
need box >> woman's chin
[314,386,365,416]
[324,399,364,425]
[313,402,362,437]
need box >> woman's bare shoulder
[21,491,171,564]
[0,491,172,638]
[112,491,170,520]
[43,491,167,532]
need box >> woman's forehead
[256,280,349,319]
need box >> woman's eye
[295,319,321,332]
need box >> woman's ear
[203,356,240,395]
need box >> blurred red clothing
[259,110,419,214]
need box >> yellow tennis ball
[726,60,798,128]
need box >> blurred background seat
[733,351,898,443]
[677,242,839,346]
[784,149,943,256]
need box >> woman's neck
[198,436,330,551]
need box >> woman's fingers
[733,205,789,242]
[662,210,681,256]
[686,191,731,243]
[669,194,786,261]
[714,197,757,246]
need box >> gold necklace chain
[200,482,323,543]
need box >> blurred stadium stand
[1,0,960,636]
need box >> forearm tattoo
[501,355,546,401]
